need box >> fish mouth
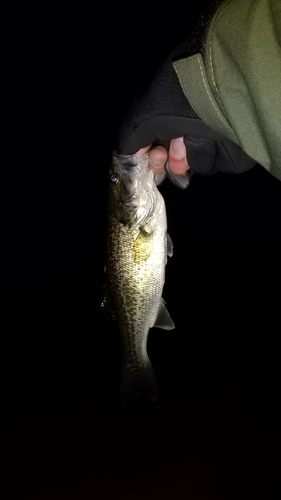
[122,193,140,209]
[124,201,138,208]
[122,190,141,207]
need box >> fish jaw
[108,152,157,228]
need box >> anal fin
[153,297,175,330]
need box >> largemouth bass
[102,152,175,403]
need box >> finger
[135,145,151,156]
[147,145,168,173]
[136,144,168,173]
[168,137,190,175]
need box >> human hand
[136,137,190,176]
[116,10,256,188]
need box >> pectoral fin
[153,298,175,330]
[133,231,153,263]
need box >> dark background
[1,3,281,499]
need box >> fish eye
[110,173,119,184]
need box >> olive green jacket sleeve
[173,0,281,180]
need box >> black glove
[116,0,257,189]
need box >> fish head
[108,152,157,227]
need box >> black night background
[1,3,281,499]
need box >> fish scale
[103,152,175,402]
[107,217,165,355]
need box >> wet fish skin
[103,152,174,403]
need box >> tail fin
[120,358,159,403]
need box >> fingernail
[170,137,186,159]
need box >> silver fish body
[103,152,174,402]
